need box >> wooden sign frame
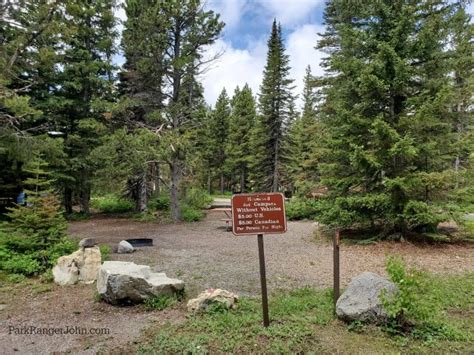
[231,192,287,236]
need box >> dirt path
[1,213,473,354]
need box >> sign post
[232,193,287,327]
[333,229,340,311]
[257,233,270,327]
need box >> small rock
[187,289,238,313]
[336,272,398,323]
[0,304,6,311]
[97,261,184,304]
[53,246,102,286]
[79,238,96,248]
[117,240,134,254]
[437,221,459,235]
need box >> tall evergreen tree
[285,66,320,195]
[208,88,230,193]
[250,20,294,192]
[317,0,469,234]
[448,4,474,188]
[121,0,223,220]
[48,0,118,214]
[226,84,256,192]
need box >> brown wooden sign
[231,193,287,235]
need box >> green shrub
[381,256,470,341]
[184,187,213,210]
[181,204,205,222]
[148,195,171,211]
[2,254,42,276]
[0,228,77,277]
[285,198,319,220]
[91,195,134,213]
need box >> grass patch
[99,244,111,261]
[139,288,334,353]
[144,292,184,311]
[139,272,474,353]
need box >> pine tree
[448,4,474,192]
[0,1,61,201]
[285,66,320,195]
[208,88,230,193]
[121,0,223,220]
[317,0,467,234]
[5,154,67,245]
[226,84,257,193]
[58,0,117,214]
[250,20,294,192]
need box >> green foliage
[2,254,41,276]
[381,256,472,341]
[144,294,181,311]
[148,195,170,211]
[99,244,111,261]
[184,187,213,210]
[250,20,295,193]
[0,229,77,277]
[315,1,473,234]
[285,198,319,220]
[225,84,256,192]
[91,195,134,214]
[6,273,27,284]
[181,204,205,222]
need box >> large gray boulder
[97,261,184,304]
[53,246,101,286]
[117,240,134,254]
[336,272,398,323]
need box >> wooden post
[258,234,270,327]
[333,229,340,312]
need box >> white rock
[187,289,238,313]
[97,261,184,304]
[0,304,7,311]
[336,272,398,323]
[117,240,134,254]
[53,246,102,286]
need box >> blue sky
[115,0,474,109]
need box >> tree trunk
[170,159,181,221]
[79,187,90,214]
[155,163,160,196]
[272,142,279,192]
[64,187,73,215]
[240,167,246,193]
[207,170,212,195]
[220,172,224,194]
[137,172,148,212]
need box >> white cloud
[286,24,325,108]
[255,0,323,27]
[206,0,247,30]
[202,24,325,110]
[201,38,267,105]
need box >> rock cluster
[53,238,101,286]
